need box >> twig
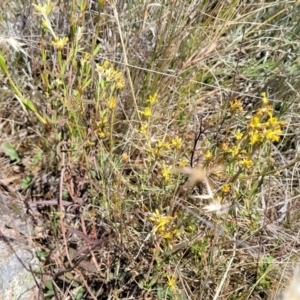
[74,267,98,300]
[190,117,204,167]
[213,233,237,300]
[111,1,140,122]
[58,142,72,267]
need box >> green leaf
[93,43,101,56]
[74,286,85,300]
[45,279,54,291]
[20,175,33,190]
[0,51,8,73]
[36,249,48,261]
[1,142,21,162]
[23,98,37,112]
[33,149,43,165]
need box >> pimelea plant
[1,0,300,299]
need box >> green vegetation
[1,0,300,299]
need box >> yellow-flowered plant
[107,96,116,110]
[51,37,69,50]
[149,209,173,234]
[178,159,188,167]
[171,136,183,149]
[147,93,158,105]
[96,61,125,89]
[32,1,56,38]
[204,149,213,161]
[139,106,152,118]
[139,93,158,119]
[229,99,244,113]
[200,92,285,209]
[166,274,177,293]
[140,123,148,135]
[161,164,172,182]
[221,183,231,193]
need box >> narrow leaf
[0,142,22,163]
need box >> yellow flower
[261,92,269,105]
[162,230,177,239]
[32,2,52,16]
[257,105,273,116]
[204,149,213,160]
[140,123,148,135]
[166,274,177,292]
[266,114,285,128]
[221,183,230,193]
[97,118,107,129]
[171,136,183,149]
[83,53,89,60]
[162,164,172,182]
[221,143,229,151]
[102,67,122,82]
[139,106,152,117]
[248,116,262,129]
[249,130,261,145]
[147,93,158,105]
[80,53,90,65]
[122,153,129,162]
[51,37,69,50]
[98,130,106,138]
[149,209,173,233]
[107,97,116,110]
[239,158,253,168]
[229,145,239,156]
[229,99,243,112]
[116,76,125,89]
[96,61,110,74]
[157,140,170,150]
[152,147,162,156]
[104,68,113,81]
[264,128,282,142]
[178,160,188,167]
[233,129,243,140]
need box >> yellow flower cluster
[96,117,108,138]
[247,94,284,144]
[220,93,285,170]
[161,164,172,182]
[178,160,188,167]
[80,53,90,65]
[51,37,69,50]
[107,96,116,110]
[221,183,231,193]
[204,149,213,161]
[229,94,284,147]
[166,274,177,292]
[229,99,244,113]
[32,2,56,38]
[238,158,253,168]
[140,123,148,135]
[149,209,177,239]
[171,136,183,149]
[139,106,152,118]
[147,93,158,105]
[96,61,125,89]
[149,136,183,159]
[139,93,158,118]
